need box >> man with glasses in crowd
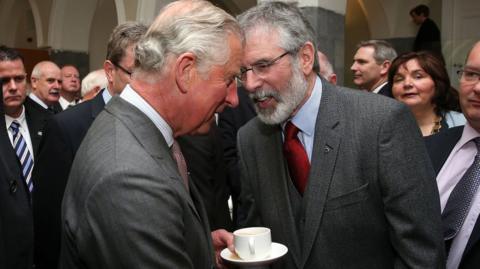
[232,2,444,268]
[426,41,480,269]
[32,22,147,269]
[0,45,35,269]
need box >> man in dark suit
[425,41,480,269]
[351,39,397,97]
[0,75,34,269]
[32,22,147,269]
[1,46,49,159]
[410,4,442,59]
[232,2,444,268]
[59,1,243,268]
[28,61,63,114]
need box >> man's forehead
[0,59,25,71]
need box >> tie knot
[9,121,20,133]
[285,121,300,140]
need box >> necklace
[431,116,442,135]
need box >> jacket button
[9,180,17,193]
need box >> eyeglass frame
[238,50,294,82]
[457,69,480,85]
[1,74,27,86]
[112,62,132,77]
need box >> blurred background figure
[80,69,107,102]
[317,50,337,85]
[410,4,442,59]
[389,51,465,136]
[59,65,81,109]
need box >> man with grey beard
[228,2,445,268]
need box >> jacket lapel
[301,81,341,265]
[90,90,106,119]
[105,97,202,222]
[258,123,302,268]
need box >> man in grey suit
[59,0,243,268]
[233,2,445,268]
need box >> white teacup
[233,227,272,260]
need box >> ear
[30,76,38,91]
[380,60,391,76]
[103,60,115,84]
[175,52,196,94]
[298,41,315,75]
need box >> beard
[249,64,309,125]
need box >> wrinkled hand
[211,229,234,269]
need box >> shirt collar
[102,87,112,104]
[284,75,322,136]
[58,96,77,110]
[458,122,480,148]
[372,81,388,94]
[119,85,174,147]
[5,105,26,131]
[28,93,48,109]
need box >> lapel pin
[38,131,43,136]
[324,145,332,153]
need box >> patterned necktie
[171,140,189,190]
[442,137,480,240]
[9,121,34,193]
[283,121,310,195]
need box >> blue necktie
[442,137,480,240]
[9,121,34,193]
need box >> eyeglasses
[239,51,292,82]
[113,62,132,76]
[1,74,27,85]
[458,69,480,85]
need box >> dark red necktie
[283,121,310,195]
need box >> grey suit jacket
[59,97,214,269]
[237,79,445,268]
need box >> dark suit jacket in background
[60,97,215,268]
[23,97,54,157]
[217,86,256,227]
[425,126,480,269]
[33,92,105,269]
[377,82,393,98]
[414,18,442,58]
[237,79,445,268]
[178,123,233,231]
[0,83,34,269]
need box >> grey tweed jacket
[237,78,445,269]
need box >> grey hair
[237,1,319,73]
[81,69,108,97]
[31,61,55,78]
[135,0,243,76]
[357,40,398,65]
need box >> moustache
[248,88,282,103]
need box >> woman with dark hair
[389,51,465,136]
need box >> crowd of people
[0,1,479,269]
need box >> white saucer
[220,242,288,267]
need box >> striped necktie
[442,137,480,241]
[9,121,34,193]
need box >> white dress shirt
[437,123,480,269]
[28,93,49,109]
[59,96,78,110]
[4,105,35,161]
